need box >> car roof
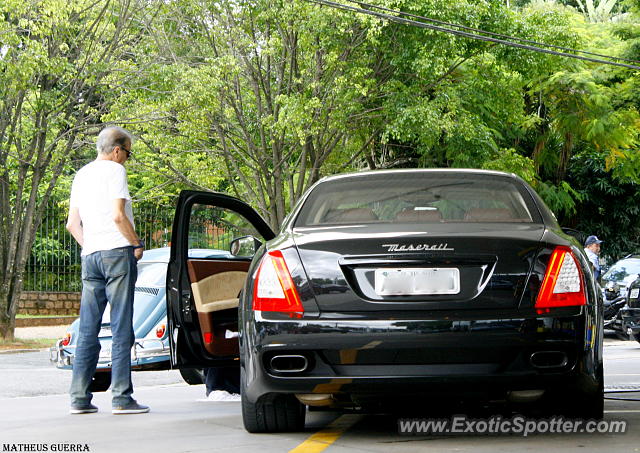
[139,247,232,264]
[315,168,519,184]
[613,257,640,265]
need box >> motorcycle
[615,275,640,343]
[603,281,627,331]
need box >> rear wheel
[180,368,205,385]
[575,364,604,420]
[241,368,306,433]
[541,366,604,420]
[90,372,111,392]
[572,388,604,420]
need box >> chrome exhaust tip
[530,351,568,369]
[295,393,334,406]
[269,354,309,373]
[507,390,545,403]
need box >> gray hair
[96,126,132,156]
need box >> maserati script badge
[382,243,455,252]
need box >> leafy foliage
[4,0,640,340]
[0,0,143,339]
[568,152,640,260]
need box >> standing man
[584,235,604,281]
[66,126,149,415]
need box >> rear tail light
[156,324,166,339]
[535,246,586,313]
[252,250,304,315]
[61,332,72,347]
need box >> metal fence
[24,202,178,292]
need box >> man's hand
[112,198,144,260]
[134,246,144,261]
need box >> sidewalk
[14,325,68,340]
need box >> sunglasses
[118,146,132,158]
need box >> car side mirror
[561,227,586,246]
[230,235,262,257]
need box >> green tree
[108,0,387,228]
[0,0,143,340]
[569,151,640,260]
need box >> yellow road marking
[289,414,361,453]
[361,340,382,349]
[339,349,358,364]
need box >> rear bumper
[241,309,601,403]
[49,338,171,371]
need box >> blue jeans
[204,367,240,395]
[69,247,137,407]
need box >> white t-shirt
[70,160,135,256]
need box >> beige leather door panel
[186,259,250,356]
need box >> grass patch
[0,338,58,351]
[16,314,78,318]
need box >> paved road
[0,348,183,399]
[1,335,639,452]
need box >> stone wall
[18,291,81,316]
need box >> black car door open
[166,190,275,368]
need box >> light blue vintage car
[50,247,231,391]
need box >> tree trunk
[557,132,573,183]
[0,275,21,341]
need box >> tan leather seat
[395,208,442,222]
[325,208,378,223]
[464,208,513,222]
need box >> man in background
[584,235,604,281]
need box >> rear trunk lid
[293,223,544,312]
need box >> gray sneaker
[112,401,150,415]
[70,403,98,415]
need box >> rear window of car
[294,172,540,227]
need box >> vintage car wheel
[179,368,204,385]
[241,368,305,433]
[90,372,111,392]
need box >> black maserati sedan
[166,169,603,432]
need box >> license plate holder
[99,347,111,360]
[374,267,460,296]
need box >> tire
[180,368,205,385]
[535,362,604,420]
[573,364,604,420]
[90,372,111,392]
[633,332,640,344]
[241,367,305,433]
[542,366,604,420]
[572,387,604,420]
